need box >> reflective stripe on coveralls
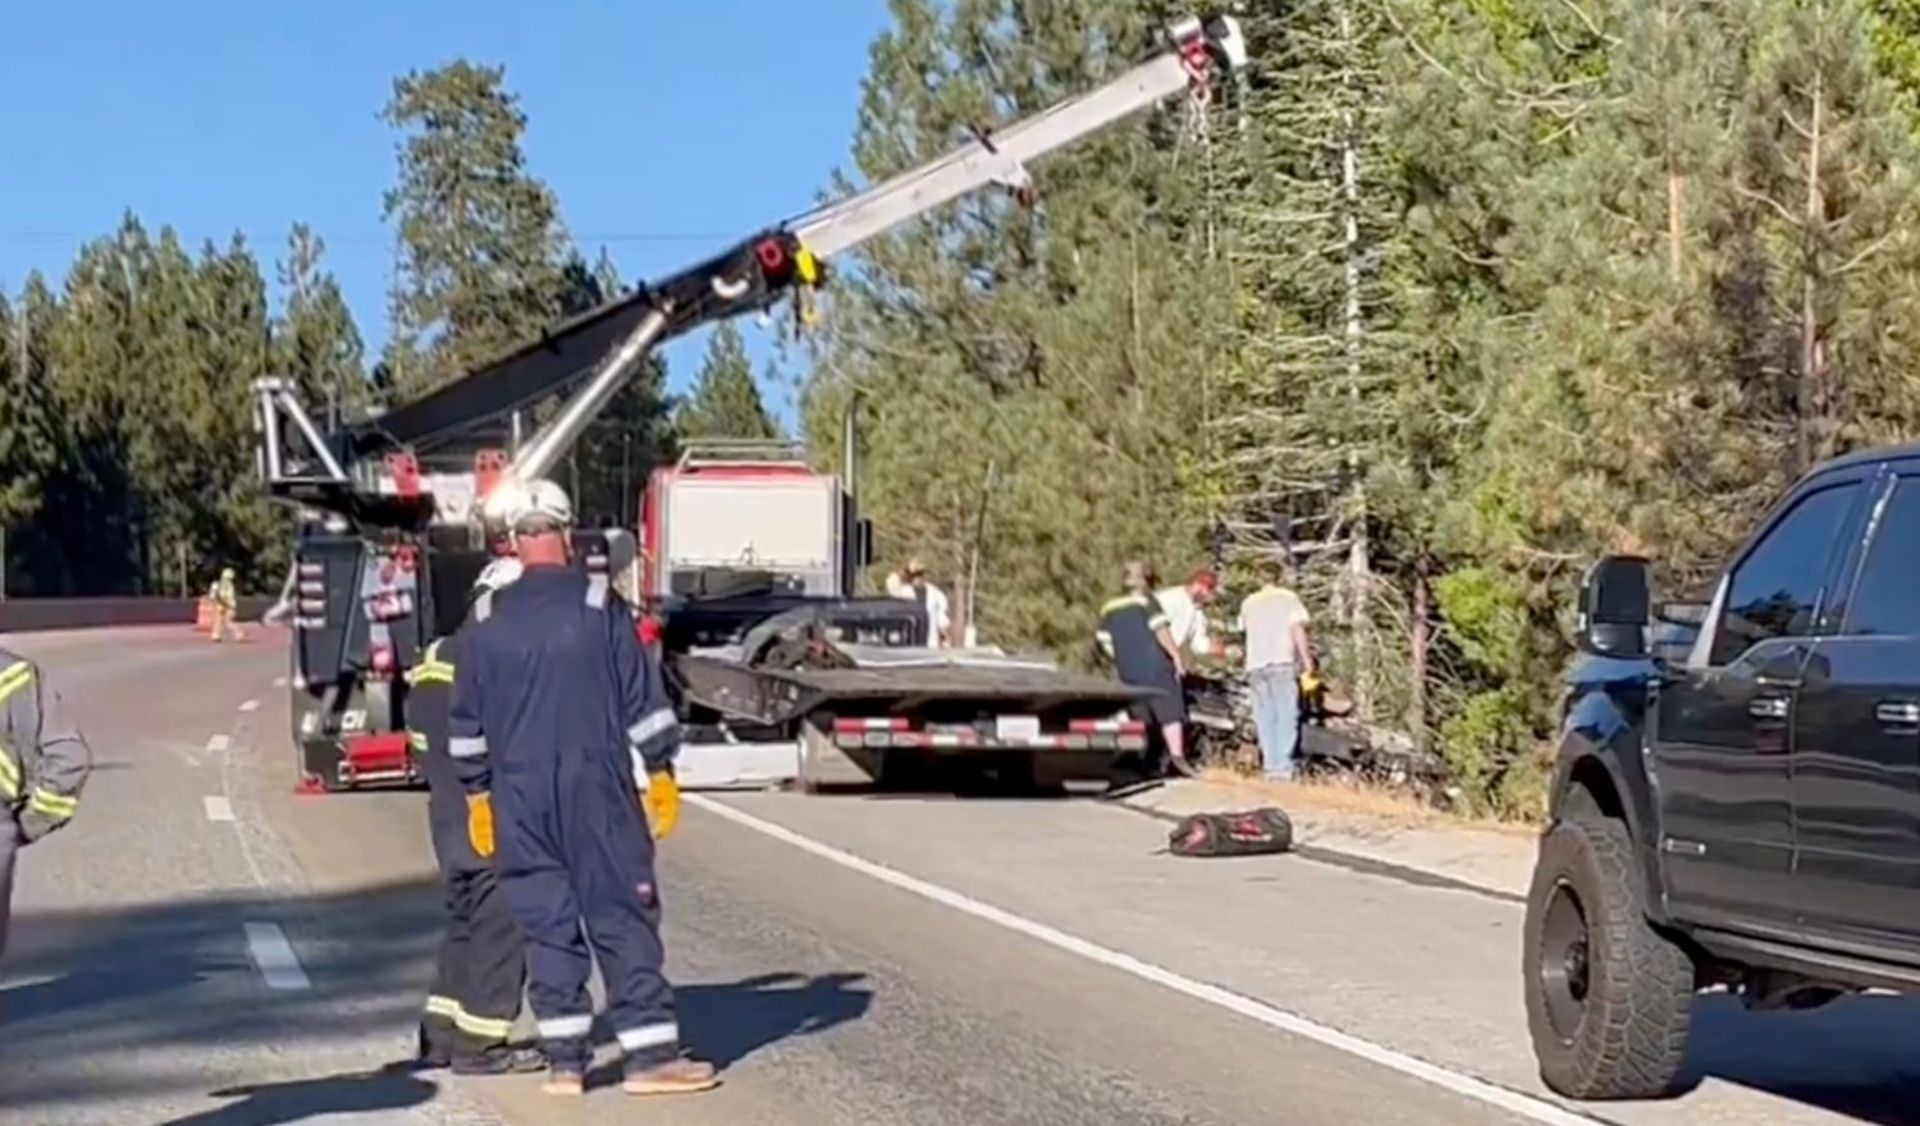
[450,566,686,1072]
[0,661,32,800]
[0,649,92,967]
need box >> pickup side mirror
[1578,555,1653,659]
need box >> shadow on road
[0,877,872,1121]
[1680,994,1920,1124]
[680,970,872,1067]
[155,1065,437,1126]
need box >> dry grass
[1197,767,1540,838]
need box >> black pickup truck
[1528,441,1920,1100]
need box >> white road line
[203,795,236,823]
[242,921,311,991]
[686,794,1602,1126]
[272,676,289,689]
[206,734,231,753]
[238,699,259,713]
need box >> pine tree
[1740,0,1920,467]
[0,290,53,530]
[276,224,371,427]
[194,234,286,589]
[806,0,1216,653]
[679,321,779,441]
[46,221,146,593]
[380,60,572,396]
[4,275,66,593]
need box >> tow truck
[252,13,1248,793]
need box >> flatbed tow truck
[252,14,1247,793]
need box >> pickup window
[1844,475,1920,636]
[1709,482,1860,666]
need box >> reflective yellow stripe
[408,661,455,686]
[0,660,33,704]
[27,787,76,818]
[452,1009,514,1039]
[424,993,512,1040]
[408,730,428,753]
[0,749,19,800]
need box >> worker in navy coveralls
[449,478,717,1098]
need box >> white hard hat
[482,478,574,531]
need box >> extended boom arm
[269,14,1245,520]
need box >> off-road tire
[1524,811,1695,1100]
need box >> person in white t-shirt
[1233,554,1317,780]
[1154,569,1220,663]
[886,556,952,649]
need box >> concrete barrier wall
[0,597,277,634]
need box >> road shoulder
[1114,776,1537,900]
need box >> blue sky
[0,0,893,419]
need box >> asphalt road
[0,627,1912,1125]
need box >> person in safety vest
[0,647,92,966]
[450,479,717,1098]
[407,557,544,1076]
[1096,561,1193,777]
[210,566,244,643]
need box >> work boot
[414,1026,452,1071]
[541,1068,586,1097]
[622,1055,720,1096]
[450,1044,548,1076]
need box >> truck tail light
[833,717,910,734]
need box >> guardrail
[0,597,278,634]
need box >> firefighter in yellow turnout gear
[209,567,244,643]
[0,647,92,966]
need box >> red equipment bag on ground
[1168,808,1294,858]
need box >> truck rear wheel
[1524,811,1695,1100]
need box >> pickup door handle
[1876,701,1920,727]
[1749,696,1791,721]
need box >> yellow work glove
[642,771,680,840]
[467,793,496,858]
[1299,672,1323,696]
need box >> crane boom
[502,13,1243,493]
[256,13,1245,517]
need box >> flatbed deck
[672,652,1155,726]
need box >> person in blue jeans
[1233,556,1318,780]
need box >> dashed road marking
[203,795,236,823]
[243,921,311,991]
[272,676,289,689]
[687,794,1604,1126]
[206,734,231,753]
[238,699,259,713]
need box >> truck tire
[1524,811,1695,1100]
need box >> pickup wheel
[1524,812,1695,1100]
